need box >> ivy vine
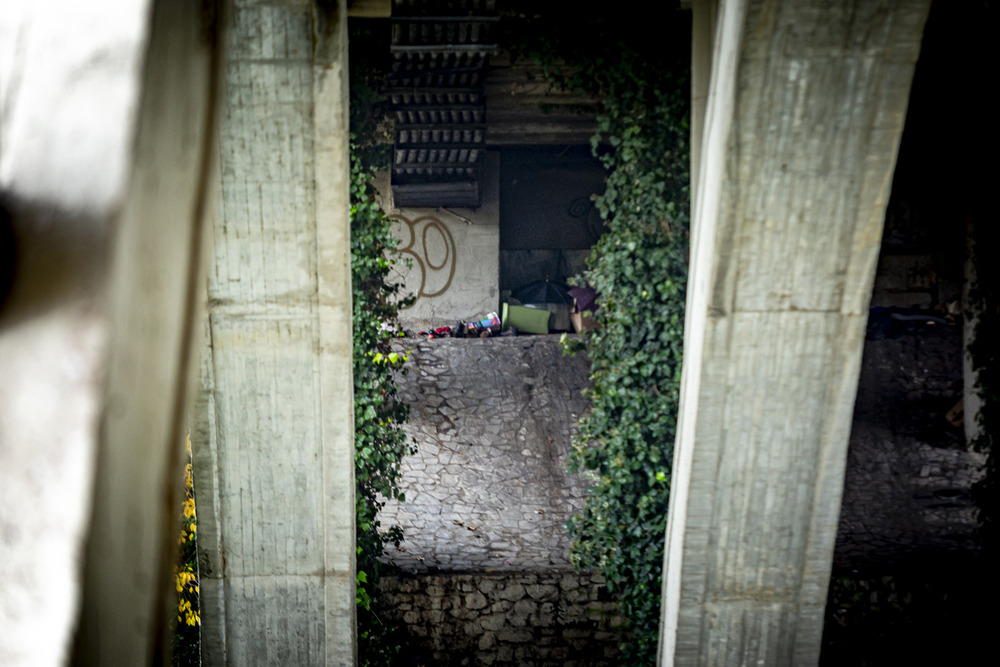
[349,21,415,666]
[502,3,692,663]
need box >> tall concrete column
[193,0,356,664]
[1,1,223,665]
[660,1,930,665]
[687,0,718,221]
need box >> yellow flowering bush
[173,436,200,663]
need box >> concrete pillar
[1,1,223,665]
[660,1,931,665]
[193,0,357,664]
[687,0,718,220]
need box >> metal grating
[389,0,496,208]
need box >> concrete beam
[1,1,222,664]
[194,0,357,663]
[347,0,390,18]
[660,1,931,665]
[73,0,224,662]
[688,0,718,224]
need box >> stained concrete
[387,153,501,332]
[661,1,933,664]
[194,0,357,664]
[1,1,221,664]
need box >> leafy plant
[349,20,416,666]
[351,142,417,667]
[502,4,692,663]
[173,435,200,666]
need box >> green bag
[502,303,551,334]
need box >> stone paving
[375,319,985,665]
[834,326,984,567]
[379,335,592,573]
[381,325,985,574]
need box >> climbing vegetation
[173,435,200,666]
[351,144,415,666]
[502,3,692,663]
[349,20,416,666]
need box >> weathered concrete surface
[379,336,591,572]
[661,1,932,665]
[0,211,108,667]
[385,153,500,331]
[380,572,621,666]
[75,1,224,663]
[194,0,356,664]
[0,0,152,212]
[1,1,220,665]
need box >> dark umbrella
[511,280,574,305]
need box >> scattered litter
[866,306,954,340]
[410,281,600,338]
[945,398,963,428]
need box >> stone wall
[380,572,621,667]
[378,295,983,663]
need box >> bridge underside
[0,0,936,665]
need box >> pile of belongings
[508,280,574,332]
[505,281,600,334]
[413,281,602,339]
[417,312,511,339]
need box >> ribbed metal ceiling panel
[389,0,496,208]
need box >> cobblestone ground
[382,326,983,573]
[378,323,985,664]
[834,325,984,567]
[379,336,592,573]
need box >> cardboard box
[570,299,598,333]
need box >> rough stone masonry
[378,335,621,665]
